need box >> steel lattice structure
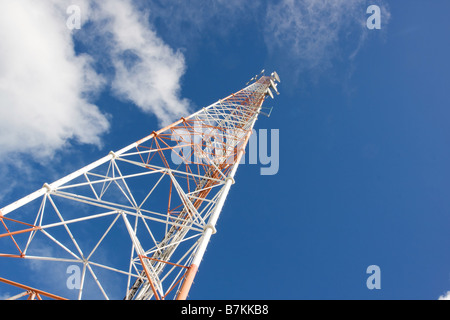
[0,72,280,300]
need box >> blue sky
[1,0,450,300]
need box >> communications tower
[0,71,280,300]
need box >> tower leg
[177,264,199,300]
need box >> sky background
[1,0,450,300]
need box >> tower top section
[246,69,281,85]
[246,70,281,100]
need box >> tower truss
[0,72,280,300]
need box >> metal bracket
[43,183,53,193]
[259,107,273,118]
[204,224,217,234]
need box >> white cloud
[0,0,393,164]
[439,291,450,300]
[83,0,191,127]
[0,0,109,159]
[264,0,391,78]
[0,0,192,162]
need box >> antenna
[270,79,279,95]
[246,69,266,85]
[265,87,274,99]
[271,71,281,83]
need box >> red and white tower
[0,71,280,300]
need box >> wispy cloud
[84,0,191,127]
[144,0,261,48]
[264,0,391,81]
[145,0,391,86]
